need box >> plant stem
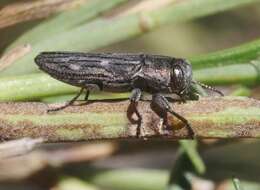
[193,62,260,85]
[191,39,260,69]
[56,177,99,190]
[0,74,78,101]
[0,0,88,29]
[86,169,169,190]
[232,177,244,190]
[179,140,205,175]
[0,97,259,142]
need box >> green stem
[1,0,258,76]
[57,177,99,190]
[179,140,205,175]
[233,178,244,190]
[0,74,78,101]
[0,73,130,101]
[86,169,169,190]
[191,39,260,69]
[193,62,260,85]
[230,86,251,96]
[0,97,260,141]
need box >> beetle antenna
[192,80,224,96]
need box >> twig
[0,44,31,71]
[7,0,128,51]
[0,0,87,29]
[0,96,259,142]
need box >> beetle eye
[172,67,183,82]
[174,68,181,77]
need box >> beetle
[35,52,223,138]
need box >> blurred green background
[101,5,260,57]
[1,1,260,190]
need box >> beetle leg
[75,89,90,106]
[77,83,100,104]
[47,88,84,112]
[128,88,142,137]
[84,90,90,101]
[151,93,195,138]
[48,83,100,112]
[130,88,142,102]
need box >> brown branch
[0,96,259,142]
[0,0,86,29]
[0,44,31,71]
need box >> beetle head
[170,59,192,97]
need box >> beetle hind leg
[74,89,90,106]
[47,88,85,112]
[151,93,195,139]
[47,83,100,112]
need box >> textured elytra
[35,52,192,95]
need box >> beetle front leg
[151,93,195,138]
[127,88,143,137]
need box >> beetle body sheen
[35,52,193,96]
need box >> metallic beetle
[35,52,223,138]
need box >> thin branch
[0,44,31,72]
[0,0,87,29]
[7,0,128,51]
[0,96,259,142]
